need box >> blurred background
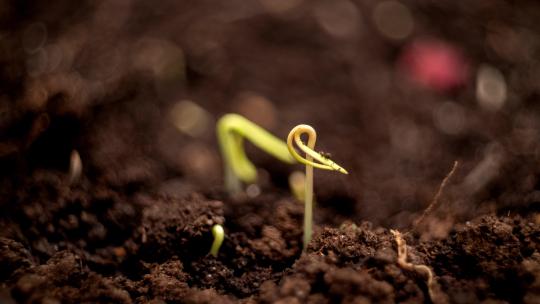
[1,0,540,229]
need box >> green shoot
[288,171,306,202]
[287,124,348,250]
[209,224,224,257]
[289,171,319,206]
[217,114,296,194]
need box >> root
[391,229,434,301]
[413,161,459,230]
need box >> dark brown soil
[2,0,540,303]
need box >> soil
[2,0,540,303]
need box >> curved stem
[287,125,348,174]
[217,114,296,194]
[287,125,348,250]
[209,224,224,257]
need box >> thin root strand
[413,160,459,230]
[391,229,434,301]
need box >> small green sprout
[209,224,224,257]
[288,171,306,202]
[287,124,348,250]
[217,114,296,194]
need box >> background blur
[1,0,540,229]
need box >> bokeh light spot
[373,1,414,41]
[22,22,47,54]
[476,64,507,111]
[170,100,211,137]
[313,0,361,38]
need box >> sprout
[288,171,306,202]
[287,124,348,250]
[288,171,319,206]
[217,114,295,194]
[209,224,224,257]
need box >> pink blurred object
[398,38,469,92]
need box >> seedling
[209,224,224,257]
[288,171,318,206]
[287,124,348,250]
[288,171,306,202]
[217,114,296,194]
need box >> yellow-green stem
[287,124,348,251]
[288,171,306,202]
[304,133,315,250]
[217,114,296,194]
[209,224,224,257]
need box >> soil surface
[2,0,540,303]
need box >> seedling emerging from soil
[209,224,224,257]
[288,171,306,202]
[217,114,296,194]
[391,229,434,300]
[287,124,348,250]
